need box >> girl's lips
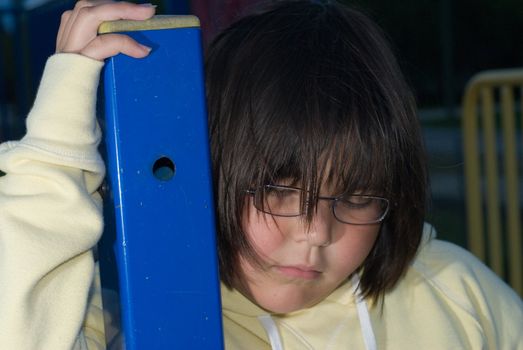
[276,265,322,280]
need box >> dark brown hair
[205,0,427,302]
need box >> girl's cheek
[243,206,287,258]
[248,222,282,257]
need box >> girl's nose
[299,204,334,247]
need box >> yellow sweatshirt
[222,225,523,349]
[0,54,522,350]
[0,54,106,349]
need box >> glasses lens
[334,195,389,224]
[255,185,302,216]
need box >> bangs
[249,106,392,193]
[236,28,396,206]
[246,88,394,215]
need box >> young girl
[0,0,521,349]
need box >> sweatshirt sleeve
[0,53,106,349]
[414,238,523,349]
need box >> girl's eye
[266,186,299,199]
[261,186,302,215]
[342,195,373,208]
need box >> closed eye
[265,186,301,200]
[338,195,374,209]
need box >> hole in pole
[152,157,175,181]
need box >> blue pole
[100,16,224,349]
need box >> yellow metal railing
[462,68,523,296]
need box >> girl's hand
[56,0,156,61]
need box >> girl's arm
[0,2,154,348]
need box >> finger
[61,2,156,53]
[80,33,152,61]
[78,1,156,34]
[58,0,113,53]
[57,0,101,52]
[56,10,72,52]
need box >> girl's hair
[205,0,427,302]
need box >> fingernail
[139,3,157,7]
[139,44,152,53]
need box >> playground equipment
[462,68,523,297]
[100,16,224,348]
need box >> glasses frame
[246,184,390,225]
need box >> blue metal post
[100,16,224,349]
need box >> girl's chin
[243,283,328,314]
[255,294,322,314]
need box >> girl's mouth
[275,265,322,280]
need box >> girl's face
[236,192,380,314]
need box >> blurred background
[0,0,522,251]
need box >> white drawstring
[258,314,284,350]
[351,274,377,350]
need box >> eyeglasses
[246,184,390,225]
